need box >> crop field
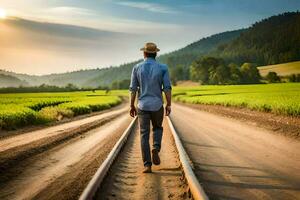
[0,91,122,130]
[173,83,300,116]
[258,61,300,76]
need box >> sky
[0,0,299,75]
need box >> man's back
[129,42,172,173]
[130,57,171,111]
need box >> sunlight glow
[0,8,7,19]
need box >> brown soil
[176,81,200,87]
[176,102,300,139]
[97,119,190,200]
[0,107,128,176]
[0,115,132,200]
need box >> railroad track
[79,117,208,200]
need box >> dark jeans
[138,106,164,167]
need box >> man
[129,42,172,173]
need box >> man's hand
[165,105,171,116]
[164,90,172,116]
[130,105,137,117]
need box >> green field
[0,91,122,130]
[258,61,300,76]
[1,83,299,130]
[173,83,300,116]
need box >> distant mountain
[1,12,299,88]
[0,69,103,87]
[0,74,29,87]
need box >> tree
[266,72,281,83]
[240,63,261,84]
[190,57,231,85]
[209,65,230,84]
[170,64,187,84]
[190,59,207,83]
[228,63,242,84]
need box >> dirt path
[0,106,128,152]
[170,103,300,200]
[97,119,189,200]
[175,102,300,138]
[0,114,131,200]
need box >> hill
[214,12,300,65]
[158,29,244,67]
[258,61,300,76]
[0,74,29,87]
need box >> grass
[258,61,300,76]
[173,83,300,117]
[0,91,122,130]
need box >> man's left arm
[162,66,172,116]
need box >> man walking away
[129,42,172,173]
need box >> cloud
[3,5,181,35]
[0,17,144,74]
[2,17,131,41]
[46,6,96,16]
[116,1,177,14]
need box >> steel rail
[79,117,137,200]
[167,116,209,200]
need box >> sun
[0,8,7,19]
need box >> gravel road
[170,103,300,200]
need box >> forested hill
[214,12,300,65]
[158,29,244,67]
[1,12,299,88]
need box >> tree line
[170,56,300,85]
[189,57,261,85]
[0,83,109,93]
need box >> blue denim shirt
[129,58,172,111]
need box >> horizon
[0,0,300,75]
[1,28,243,77]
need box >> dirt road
[97,120,189,200]
[0,114,131,200]
[0,105,128,178]
[170,103,300,200]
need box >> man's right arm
[129,66,138,117]
[130,91,137,117]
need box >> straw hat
[140,42,160,53]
